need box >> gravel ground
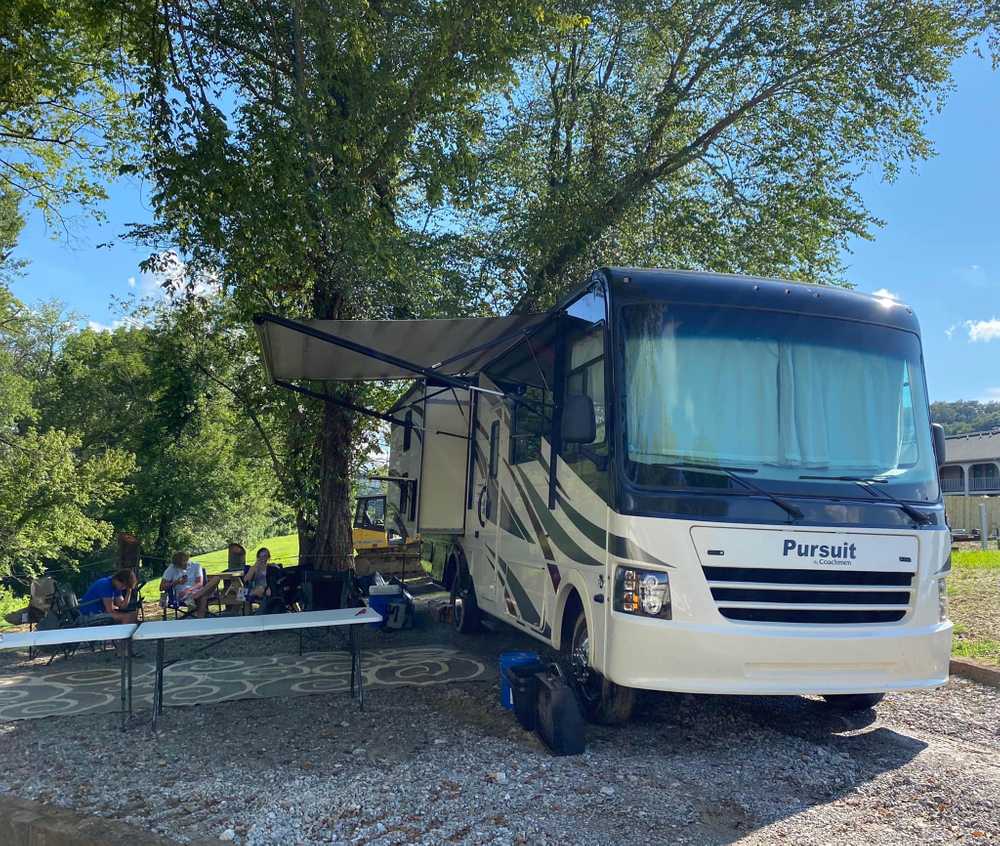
[0,600,997,846]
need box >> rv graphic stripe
[554,490,606,548]
[608,534,673,568]
[498,555,542,626]
[504,461,556,562]
[513,466,602,567]
[500,491,532,541]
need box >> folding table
[130,607,381,730]
[0,623,138,730]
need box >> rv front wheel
[566,612,634,725]
[822,693,884,711]
[450,563,481,633]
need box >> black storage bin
[534,669,586,756]
[300,570,352,611]
[503,661,547,731]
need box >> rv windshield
[620,302,939,502]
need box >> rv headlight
[614,567,671,620]
[937,576,949,622]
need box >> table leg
[127,638,134,717]
[349,625,357,699]
[357,629,364,711]
[119,642,127,732]
[152,639,164,732]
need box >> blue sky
[8,50,999,404]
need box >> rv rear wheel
[566,611,635,725]
[450,562,481,633]
[822,693,885,711]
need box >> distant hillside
[931,400,1000,436]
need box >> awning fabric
[254,314,549,382]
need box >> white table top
[0,623,137,650]
[132,607,381,641]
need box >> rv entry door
[468,391,504,610]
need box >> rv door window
[403,410,413,452]
[510,385,553,465]
[489,420,500,478]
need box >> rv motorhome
[256,268,952,724]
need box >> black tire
[822,692,885,711]
[450,558,481,633]
[565,611,634,725]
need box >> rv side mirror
[562,394,596,444]
[931,423,946,468]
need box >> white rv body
[390,382,950,696]
[384,269,952,701]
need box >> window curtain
[626,323,910,471]
[625,324,782,465]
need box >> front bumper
[604,614,953,695]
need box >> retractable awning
[254,313,550,382]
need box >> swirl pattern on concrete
[0,647,486,722]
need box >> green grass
[949,548,1000,667]
[952,638,1000,664]
[138,533,300,603]
[951,549,1000,570]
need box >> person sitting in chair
[161,552,221,619]
[78,569,139,624]
[242,547,272,606]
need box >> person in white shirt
[160,551,222,618]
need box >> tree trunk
[296,508,315,567]
[312,398,355,571]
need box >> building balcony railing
[970,476,1000,492]
[941,478,965,493]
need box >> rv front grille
[702,565,913,625]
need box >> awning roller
[254,313,549,382]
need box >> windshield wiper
[661,461,803,522]
[800,474,932,525]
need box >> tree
[931,400,1000,434]
[0,285,133,581]
[129,0,552,567]
[38,297,290,556]
[0,0,137,235]
[458,0,992,308]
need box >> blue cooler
[367,584,402,628]
[499,651,542,709]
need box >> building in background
[941,430,1000,495]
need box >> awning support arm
[274,379,407,427]
[255,314,503,396]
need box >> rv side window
[489,420,500,478]
[403,410,413,452]
[562,291,609,499]
[510,386,553,465]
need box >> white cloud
[873,287,900,300]
[945,324,958,340]
[87,319,123,333]
[983,387,1000,401]
[127,276,136,288]
[966,318,1000,342]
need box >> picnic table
[0,623,138,730]
[131,607,381,730]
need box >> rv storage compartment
[534,669,586,756]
